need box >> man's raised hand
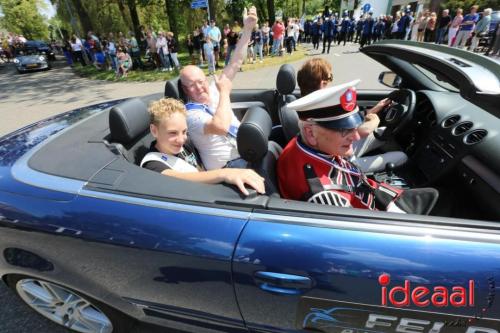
[243,6,258,30]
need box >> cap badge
[340,88,357,112]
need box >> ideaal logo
[378,274,475,308]
[379,274,496,326]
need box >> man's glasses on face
[324,73,333,82]
[332,127,358,137]
[182,79,207,90]
[310,122,358,138]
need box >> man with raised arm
[179,6,258,170]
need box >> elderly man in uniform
[296,58,408,173]
[179,7,258,171]
[277,80,438,214]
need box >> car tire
[5,274,135,333]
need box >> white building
[341,0,430,18]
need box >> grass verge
[73,46,306,82]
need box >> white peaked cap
[287,79,364,129]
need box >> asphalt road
[0,42,388,333]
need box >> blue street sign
[362,3,371,12]
[191,0,207,9]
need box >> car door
[0,155,252,333]
[233,199,500,333]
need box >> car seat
[164,77,187,102]
[108,98,154,165]
[237,106,282,196]
[274,64,300,147]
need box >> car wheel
[6,275,134,333]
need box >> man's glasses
[332,127,358,137]
[182,79,207,90]
[324,73,333,82]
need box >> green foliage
[0,0,49,39]
[441,0,498,13]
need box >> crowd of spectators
[1,4,498,74]
[299,4,498,56]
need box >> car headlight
[39,56,46,61]
[14,59,20,64]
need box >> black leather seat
[274,64,300,146]
[164,77,187,103]
[237,106,282,196]
[108,98,153,165]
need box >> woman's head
[149,98,188,155]
[297,58,333,96]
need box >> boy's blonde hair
[148,98,186,126]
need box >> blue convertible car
[1,41,500,333]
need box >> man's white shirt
[186,80,240,170]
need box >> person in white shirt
[208,20,222,67]
[180,6,258,170]
[156,32,171,72]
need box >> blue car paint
[233,219,500,331]
[0,186,251,332]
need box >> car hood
[362,40,500,115]
[16,55,45,63]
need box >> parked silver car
[14,47,51,73]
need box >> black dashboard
[403,90,500,220]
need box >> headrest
[237,106,272,163]
[109,98,149,144]
[276,64,296,96]
[164,77,187,102]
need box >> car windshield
[412,64,460,92]
[16,48,41,56]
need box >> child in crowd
[116,47,131,77]
[203,35,215,74]
[94,46,106,70]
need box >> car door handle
[254,271,313,295]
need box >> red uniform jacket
[277,136,377,209]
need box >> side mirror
[378,71,402,88]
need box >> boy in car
[141,98,265,196]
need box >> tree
[70,0,93,34]
[0,0,49,39]
[127,0,142,42]
[165,0,179,39]
[267,0,275,23]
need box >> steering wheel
[374,89,416,141]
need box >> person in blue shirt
[454,5,480,48]
[360,13,374,48]
[337,12,351,46]
[398,10,412,39]
[348,17,356,42]
[373,17,385,42]
[355,17,364,43]
[322,16,336,54]
[311,18,322,50]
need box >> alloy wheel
[16,278,113,333]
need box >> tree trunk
[208,0,216,22]
[302,0,306,16]
[165,0,179,40]
[71,0,93,35]
[127,0,141,42]
[117,0,132,29]
[255,0,268,22]
[267,0,275,24]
